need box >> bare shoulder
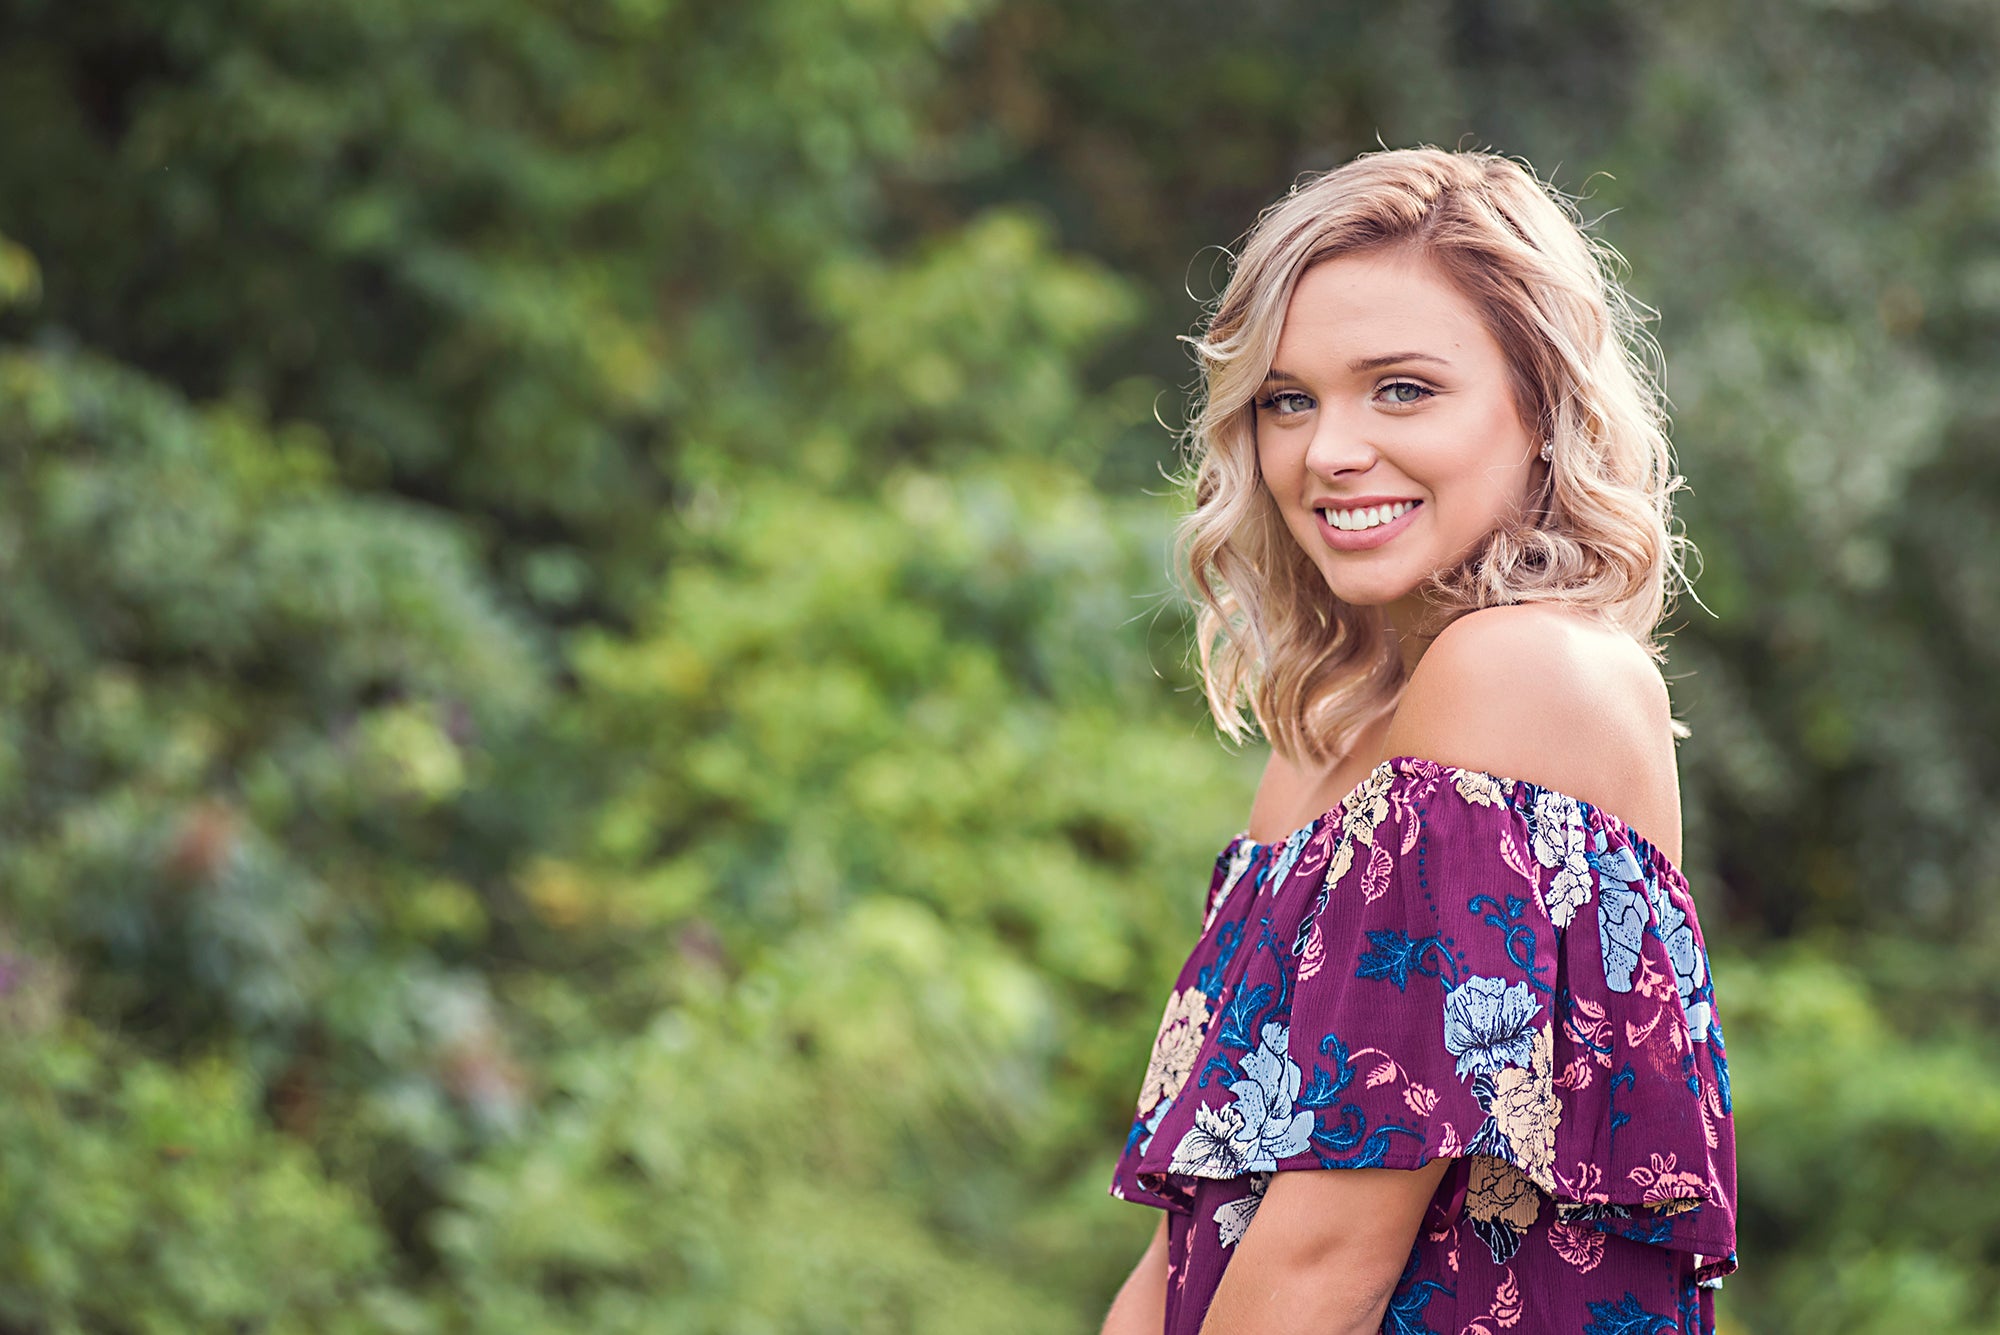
[1382,604,1683,861]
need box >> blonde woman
[1103,148,1737,1335]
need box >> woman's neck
[1385,599,1440,674]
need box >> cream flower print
[1467,1156,1541,1231]
[1326,835,1355,888]
[1138,986,1211,1114]
[1527,789,1593,929]
[1325,762,1397,888]
[1342,763,1396,844]
[1454,767,1508,808]
[1490,1020,1561,1192]
[1464,1154,1542,1264]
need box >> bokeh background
[0,1,1996,1331]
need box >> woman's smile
[1314,498,1423,549]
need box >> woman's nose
[1303,412,1377,478]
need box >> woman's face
[1254,247,1543,636]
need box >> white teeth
[1322,500,1416,532]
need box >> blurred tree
[0,0,1242,1327]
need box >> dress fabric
[1109,755,1738,1335]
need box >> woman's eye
[1378,381,1433,406]
[1257,390,1314,416]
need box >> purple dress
[1110,756,1738,1335]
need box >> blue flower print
[1130,1089,1174,1156]
[1643,866,1709,1039]
[1266,823,1313,893]
[1442,975,1542,1078]
[1232,1022,1317,1165]
[1580,1292,1678,1335]
[1212,1172,1269,1248]
[1599,880,1649,994]
[1168,1021,1315,1176]
[1587,827,1646,887]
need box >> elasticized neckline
[1227,753,1688,890]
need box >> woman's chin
[1318,572,1421,610]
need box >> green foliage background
[1,1,1997,1331]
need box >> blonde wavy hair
[1176,146,1694,765]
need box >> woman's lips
[1314,500,1422,551]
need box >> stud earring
[1539,438,1554,463]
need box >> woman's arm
[1196,1160,1449,1335]
[1100,1215,1170,1335]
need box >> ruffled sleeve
[1109,754,1737,1281]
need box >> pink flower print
[1565,993,1615,1069]
[1361,1052,1408,1088]
[1633,949,1677,1005]
[1628,1152,1708,1211]
[1549,1221,1605,1273]
[1558,1159,1605,1201]
[1296,821,1337,881]
[1361,840,1394,903]
[1349,1048,1440,1118]
[1406,757,1450,786]
[1461,1267,1524,1332]
[1398,794,1423,853]
[1298,919,1324,983]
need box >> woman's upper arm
[1197,1161,1451,1335]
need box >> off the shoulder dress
[1109,755,1738,1335]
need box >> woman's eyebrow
[1348,351,1454,373]
[1262,353,1455,385]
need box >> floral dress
[1109,755,1738,1335]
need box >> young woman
[1102,148,1738,1335]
